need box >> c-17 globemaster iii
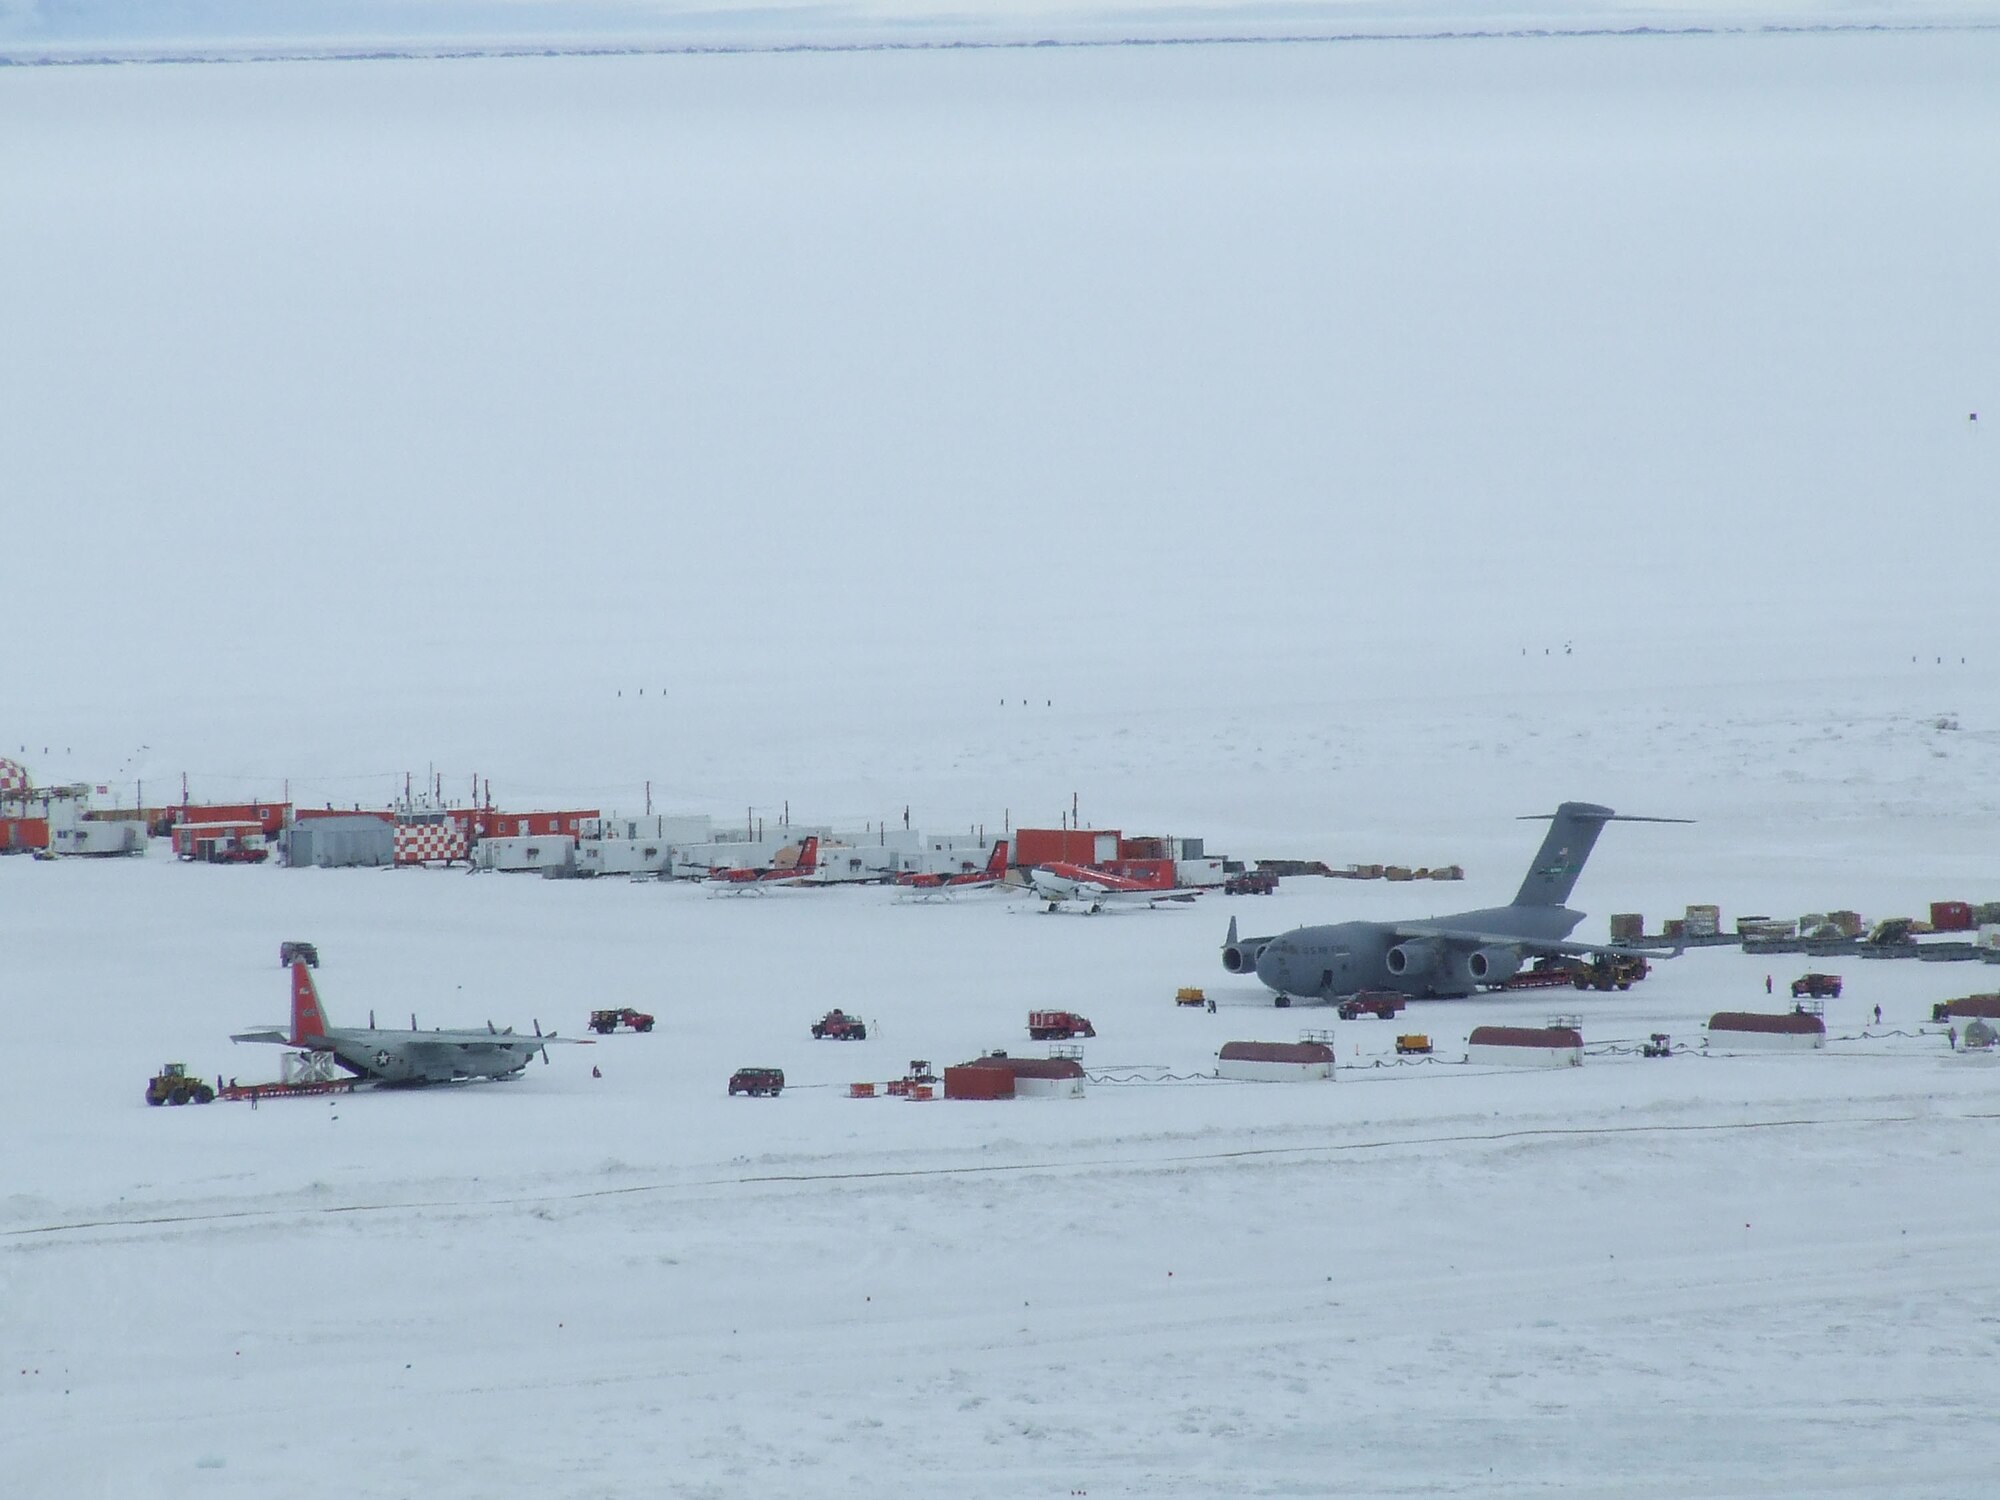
[233,961,588,1083]
[1222,801,1686,1004]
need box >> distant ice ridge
[5,0,1999,60]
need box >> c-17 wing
[1392,923,1685,959]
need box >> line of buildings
[0,758,1226,886]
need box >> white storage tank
[1467,1024,1584,1068]
[953,1055,1086,1099]
[1217,1040,1335,1082]
[1706,1010,1826,1051]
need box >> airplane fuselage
[314,1027,545,1084]
[1221,802,1680,1004]
[1234,905,1586,1001]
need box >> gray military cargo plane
[232,961,587,1083]
[1222,801,1685,1004]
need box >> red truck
[589,1007,655,1033]
[811,1009,869,1041]
[1028,1009,1096,1040]
[1224,870,1278,896]
[1336,991,1405,1020]
[1791,973,1843,1000]
[728,1067,784,1097]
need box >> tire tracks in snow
[9,1105,1997,1242]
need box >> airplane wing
[230,1027,292,1045]
[1393,923,1683,957]
[398,1030,592,1050]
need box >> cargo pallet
[220,1079,357,1102]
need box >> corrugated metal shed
[286,815,394,868]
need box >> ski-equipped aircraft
[1029,859,1203,914]
[894,840,1010,899]
[232,962,586,1083]
[1221,801,1685,1003]
[704,835,820,892]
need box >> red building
[174,802,290,838]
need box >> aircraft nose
[1255,941,1292,992]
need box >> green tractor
[145,1062,216,1107]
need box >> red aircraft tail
[986,839,1009,875]
[794,835,818,875]
[289,960,330,1046]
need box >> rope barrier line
[15,1109,1998,1242]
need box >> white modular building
[573,815,717,878]
[472,834,576,873]
[807,845,904,882]
[51,818,149,857]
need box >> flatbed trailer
[220,1079,358,1102]
[1494,965,1582,991]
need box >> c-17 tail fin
[290,960,330,1046]
[1512,802,1691,909]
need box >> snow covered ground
[7,713,1999,1496]
[5,22,1999,1498]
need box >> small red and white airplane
[1028,859,1203,914]
[894,840,1010,900]
[705,836,820,893]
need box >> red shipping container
[1931,901,1974,932]
[176,802,290,837]
[942,1066,1016,1100]
[0,817,49,851]
[1102,858,1176,889]
[1012,829,1121,868]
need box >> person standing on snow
[1765,975,1773,995]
